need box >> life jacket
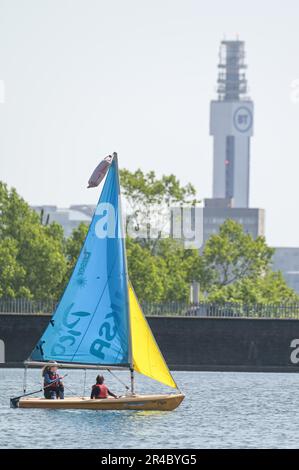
[45,371,60,389]
[94,383,108,398]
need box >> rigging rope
[107,368,129,391]
[23,366,28,394]
[64,383,77,396]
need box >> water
[1,368,299,449]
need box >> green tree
[126,237,166,302]
[155,238,200,301]
[19,221,67,300]
[127,237,201,302]
[0,182,67,300]
[200,219,274,290]
[120,169,198,208]
[120,169,199,250]
[207,271,298,304]
[197,219,299,304]
[0,238,29,298]
[1,177,297,306]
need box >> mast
[113,152,135,394]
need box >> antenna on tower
[217,39,248,101]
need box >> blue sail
[30,159,130,365]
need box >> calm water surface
[1,369,299,449]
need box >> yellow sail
[129,283,177,389]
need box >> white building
[210,40,254,208]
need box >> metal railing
[141,302,299,319]
[0,298,58,315]
[1,298,299,319]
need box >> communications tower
[210,40,254,207]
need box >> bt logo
[233,106,253,133]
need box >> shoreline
[1,362,299,373]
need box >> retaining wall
[1,314,299,371]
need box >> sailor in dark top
[42,362,64,399]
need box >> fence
[0,298,58,315]
[141,302,299,319]
[1,298,299,319]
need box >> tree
[120,169,198,208]
[1,177,298,306]
[19,221,67,300]
[0,238,29,298]
[126,237,166,302]
[200,219,274,290]
[155,238,200,301]
[120,169,199,251]
[0,182,68,300]
[197,219,299,304]
[207,271,298,304]
[127,236,201,302]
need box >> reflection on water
[130,410,167,417]
[1,369,299,448]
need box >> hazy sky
[1,0,299,246]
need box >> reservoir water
[1,368,299,449]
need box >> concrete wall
[150,317,299,371]
[1,314,299,371]
[0,314,49,365]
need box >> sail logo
[76,250,91,288]
[90,300,125,362]
[77,250,91,276]
[50,304,91,356]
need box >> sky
[1,0,299,246]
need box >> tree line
[0,170,297,304]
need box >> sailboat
[15,153,184,411]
